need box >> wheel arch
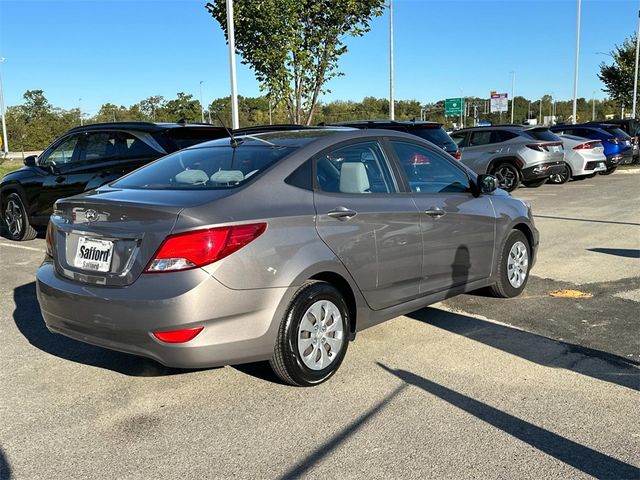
[487,156,522,178]
[309,271,358,339]
[0,183,31,219]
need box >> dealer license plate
[74,237,114,272]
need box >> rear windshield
[112,145,296,190]
[604,127,631,138]
[523,129,561,142]
[152,128,228,152]
[411,127,456,148]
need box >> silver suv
[450,126,566,191]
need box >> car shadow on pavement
[0,447,11,480]
[377,363,640,480]
[588,247,640,259]
[407,307,639,391]
[13,282,202,377]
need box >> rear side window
[449,131,467,147]
[391,141,470,194]
[80,132,120,163]
[117,133,159,159]
[469,131,492,146]
[491,130,518,143]
[315,142,396,194]
[153,128,228,152]
[112,145,295,190]
[523,129,561,141]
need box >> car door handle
[327,207,357,221]
[425,208,446,218]
[55,176,66,183]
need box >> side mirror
[477,174,498,194]
[23,155,37,167]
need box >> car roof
[327,120,443,128]
[456,124,548,133]
[66,121,228,134]
[186,127,424,149]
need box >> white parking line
[0,242,45,253]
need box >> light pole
[0,57,8,154]
[225,0,239,128]
[510,71,515,123]
[633,9,639,118]
[389,0,395,120]
[592,91,596,121]
[572,0,581,123]
[79,98,83,126]
[199,80,205,123]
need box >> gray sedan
[37,128,539,386]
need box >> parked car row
[2,121,538,386]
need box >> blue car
[550,123,633,175]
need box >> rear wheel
[548,164,571,184]
[522,178,547,188]
[489,230,530,298]
[493,163,520,192]
[270,281,349,387]
[3,193,37,241]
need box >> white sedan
[550,134,607,184]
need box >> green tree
[164,92,201,123]
[598,34,638,110]
[139,95,166,121]
[205,0,385,125]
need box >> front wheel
[270,281,350,387]
[489,230,531,298]
[493,163,520,192]
[3,193,38,241]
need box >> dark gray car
[37,128,539,386]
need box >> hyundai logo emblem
[85,209,98,222]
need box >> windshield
[112,145,296,190]
[412,128,456,149]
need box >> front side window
[391,141,470,194]
[112,145,296,190]
[41,135,80,166]
[315,141,396,194]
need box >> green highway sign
[445,97,464,116]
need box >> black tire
[548,164,571,184]
[270,281,350,387]
[522,178,547,188]
[492,163,520,192]
[599,166,617,176]
[488,230,531,298]
[2,193,37,241]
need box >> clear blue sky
[0,0,637,115]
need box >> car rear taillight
[145,223,267,273]
[153,327,204,343]
[454,150,462,161]
[526,142,563,152]
[573,142,595,150]
[45,221,54,257]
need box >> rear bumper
[36,261,293,368]
[521,161,565,181]
[605,152,630,169]
[574,160,607,176]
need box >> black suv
[0,122,227,240]
[325,120,461,160]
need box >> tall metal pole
[0,57,8,154]
[632,9,639,118]
[226,0,240,129]
[592,91,596,121]
[79,98,83,126]
[510,71,515,123]
[389,0,395,120]
[199,81,205,123]
[572,0,581,124]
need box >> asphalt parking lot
[0,173,638,479]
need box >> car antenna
[212,110,241,148]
